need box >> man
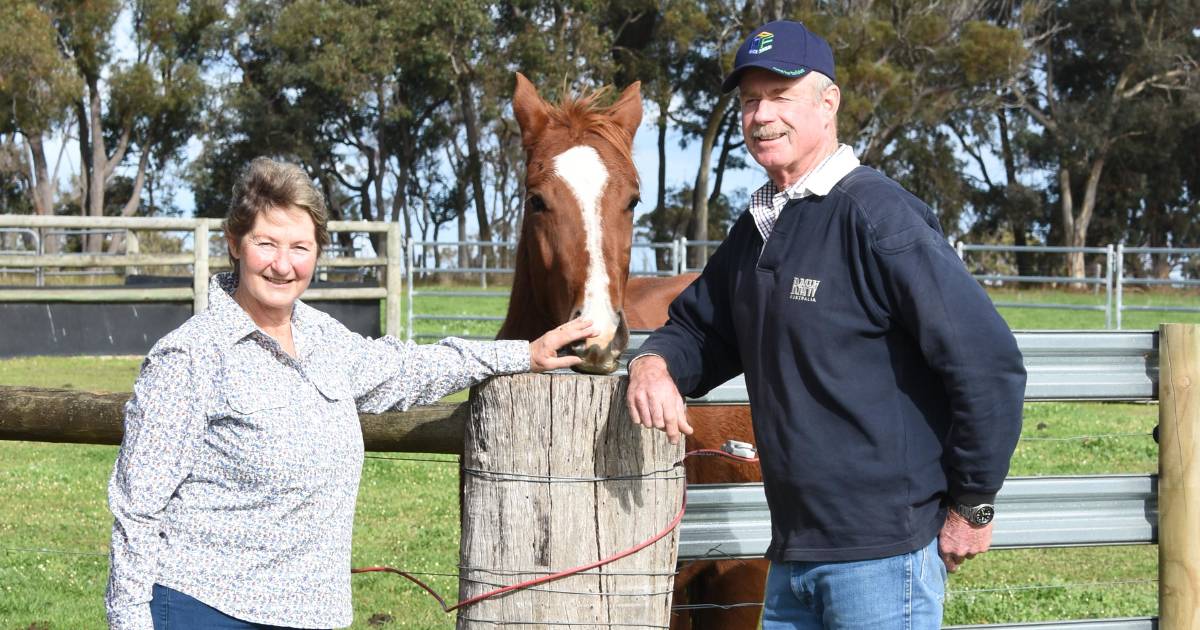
[626,20,1026,629]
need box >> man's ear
[822,83,841,121]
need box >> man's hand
[529,318,597,372]
[938,510,993,572]
[626,355,692,445]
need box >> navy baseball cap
[721,20,836,93]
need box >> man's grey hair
[808,72,835,100]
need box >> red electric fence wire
[351,446,759,614]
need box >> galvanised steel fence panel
[404,239,704,341]
[1116,244,1200,330]
[398,237,1197,343]
[678,238,723,274]
[631,240,682,277]
[406,240,517,342]
[1016,331,1157,401]
[0,228,41,284]
[677,475,1156,560]
[945,618,1155,630]
[624,331,1159,403]
[957,243,1114,328]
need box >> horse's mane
[546,88,635,170]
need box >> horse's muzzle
[568,310,630,375]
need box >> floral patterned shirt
[106,272,530,629]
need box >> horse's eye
[626,197,640,213]
[526,195,547,214]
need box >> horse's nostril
[570,309,583,321]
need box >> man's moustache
[752,125,789,139]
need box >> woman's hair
[224,157,330,270]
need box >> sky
[42,98,766,227]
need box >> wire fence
[2,217,1198,338]
[0,329,1176,628]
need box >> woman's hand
[529,318,598,372]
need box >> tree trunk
[372,143,388,229]
[1148,202,1173,279]
[457,189,468,271]
[395,138,414,243]
[655,92,670,271]
[1060,151,1108,284]
[27,134,53,217]
[688,92,734,268]
[997,109,1032,277]
[75,99,91,220]
[708,105,740,209]
[87,77,106,252]
[84,73,133,253]
[458,75,491,246]
[107,147,153,254]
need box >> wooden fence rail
[0,385,466,453]
[0,215,404,336]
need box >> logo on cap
[749,31,774,55]
[771,66,807,77]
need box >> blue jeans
[761,537,946,629]
[151,584,308,630]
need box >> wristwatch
[951,502,995,526]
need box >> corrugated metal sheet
[677,475,1156,561]
[945,618,1156,630]
[623,331,1158,403]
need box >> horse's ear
[609,81,643,145]
[513,72,549,149]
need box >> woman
[106,157,595,629]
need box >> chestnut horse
[497,72,766,630]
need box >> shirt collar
[780,144,860,199]
[208,272,317,354]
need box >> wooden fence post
[1159,323,1200,629]
[458,373,684,629]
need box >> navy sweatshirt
[640,166,1026,562]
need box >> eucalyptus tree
[802,0,1027,244]
[43,0,219,251]
[1011,0,1199,279]
[610,0,709,228]
[0,0,79,221]
[659,0,755,266]
[270,0,402,227]
[0,136,36,216]
[191,0,343,218]
[483,0,622,247]
[1088,90,1200,279]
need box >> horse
[497,72,767,630]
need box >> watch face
[973,505,995,525]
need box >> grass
[987,287,1200,330]
[0,288,1184,629]
[404,285,1200,338]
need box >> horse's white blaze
[552,146,618,346]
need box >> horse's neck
[623,273,698,330]
[497,244,556,341]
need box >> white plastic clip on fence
[721,439,757,459]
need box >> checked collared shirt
[748,144,860,245]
